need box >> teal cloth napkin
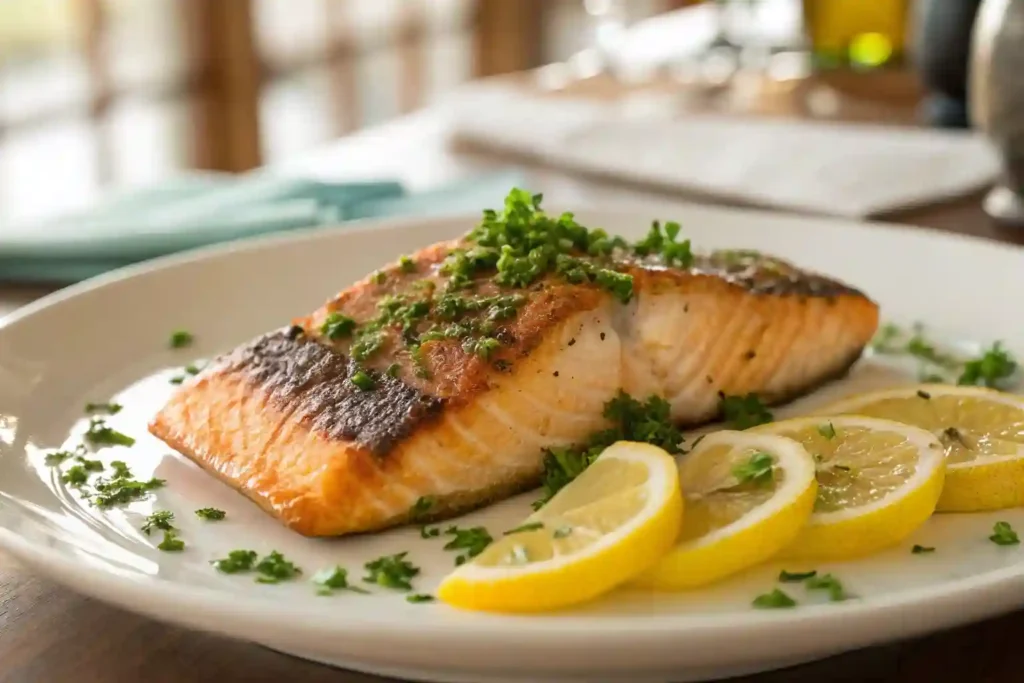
[0,170,523,285]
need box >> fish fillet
[150,230,878,537]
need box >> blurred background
[0,0,976,227]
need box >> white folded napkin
[448,83,1000,218]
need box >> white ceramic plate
[2,203,1024,683]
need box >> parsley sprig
[443,526,493,565]
[720,393,773,430]
[534,392,685,508]
[870,323,1018,388]
[363,552,420,591]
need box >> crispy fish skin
[149,247,878,537]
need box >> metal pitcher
[971,0,1024,224]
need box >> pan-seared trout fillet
[150,197,878,537]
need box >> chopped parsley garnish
[85,402,122,415]
[75,456,104,472]
[462,336,501,360]
[141,510,175,535]
[916,390,931,399]
[399,255,417,273]
[752,588,796,609]
[92,474,165,508]
[632,220,694,268]
[370,270,387,285]
[61,465,91,487]
[321,312,357,340]
[109,460,131,478]
[254,551,302,584]
[363,552,420,591]
[420,526,441,538]
[83,417,135,448]
[990,521,1019,546]
[870,323,1019,389]
[732,452,774,486]
[534,392,684,508]
[553,525,573,539]
[504,522,544,535]
[806,573,847,601]
[912,544,935,554]
[312,566,370,595]
[778,569,817,582]
[720,393,773,430]
[443,526,493,565]
[958,342,1017,388]
[212,550,258,574]
[817,422,837,439]
[169,330,194,349]
[169,375,185,385]
[184,363,203,376]
[410,496,435,518]
[44,450,75,467]
[386,363,401,377]
[406,593,435,603]
[195,507,226,521]
[350,370,376,391]
[157,530,185,552]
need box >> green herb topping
[213,550,258,574]
[990,521,1019,546]
[169,330,194,349]
[752,588,797,609]
[911,544,935,554]
[632,220,694,268]
[312,566,370,595]
[321,312,357,340]
[83,418,135,448]
[778,569,817,582]
[553,526,573,539]
[732,452,774,486]
[504,522,544,535]
[806,573,847,601]
[443,526,493,565]
[420,526,441,539]
[85,402,122,415]
[157,530,185,552]
[109,460,131,478]
[410,496,435,518]
[959,342,1017,388]
[75,456,104,472]
[254,551,303,584]
[870,322,1018,388]
[61,465,91,487]
[534,391,684,508]
[195,507,226,521]
[363,552,420,591]
[406,593,435,603]
[92,473,165,508]
[720,393,773,430]
[141,510,175,535]
[817,422,837,439]
[350,370,376,391]
[399,255,417,273]
[44,450,75,467]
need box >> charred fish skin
[149,191,878,537]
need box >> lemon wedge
[436,441,683,612]
[819,385,1024,512]
[634,430,816,590]
[752,416,945,560]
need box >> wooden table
[3,69,1024,683]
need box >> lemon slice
[436,441,683,612]
[752,416,945,560]
[819,385,1024,512]
[634,431,816,590]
